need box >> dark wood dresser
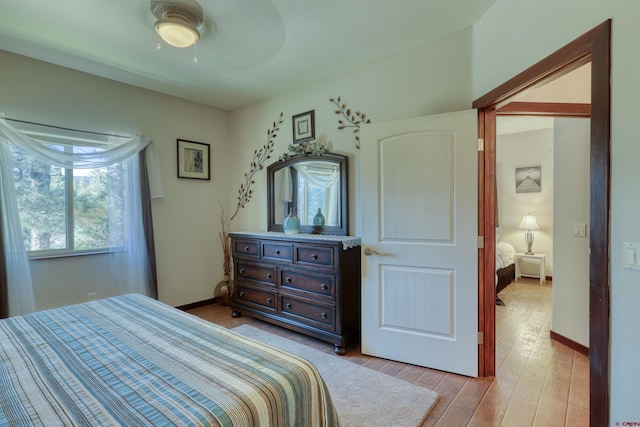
[229,231,361,354]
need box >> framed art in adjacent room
[515,165,541,193]
[292,110,315,143]
[177,139,210,180]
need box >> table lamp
[519,213,540,254]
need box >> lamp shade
[518,213,540,231]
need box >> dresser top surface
[229,231,361,250]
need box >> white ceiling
[0,0,496,111]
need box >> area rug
[232,324,439,427]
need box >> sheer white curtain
[294,162,340,225]
[0,119,153,169]
[0,117,161,317]
[0,142,35,317]
[107,155,154,296]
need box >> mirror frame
[267,153,348,235]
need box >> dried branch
[218,201,231,275]
[329,96,372,149]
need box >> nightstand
[515,252,546,284]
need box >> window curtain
[139,148,158,300]
[0,141,35,318]
[269,166,293,224]
[294,162,340,225]
[0,117,162,317]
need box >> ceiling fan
[150,0,204,48]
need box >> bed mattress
[0,294,338,426]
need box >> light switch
[623,242,640,271]
[573,223,587,237]
[626,247,636,264]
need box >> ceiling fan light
[155,20,200,47]
[151,1,204,48]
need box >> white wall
[553,118,590,347]
[496,125,554,277]
[228,28,474,238]
[0,50,230,309]
[473,0,640,421]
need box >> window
[293,162,340,225]
[1,117,156,305]
[11,145,126,257]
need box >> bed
[0,293,338,426]
[495,241,517,305]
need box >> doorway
[473,20,611,427]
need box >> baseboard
[550,330,589,357]
[518,274,553,282]
[175,298,217,311]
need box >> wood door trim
[473,20,611,427]
[477,109,486,376]
[497,102,591,117]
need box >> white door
[360,109,478,377]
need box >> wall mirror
[267,153,348,235]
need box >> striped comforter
[0,294,339,426]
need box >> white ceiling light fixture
[151,0,204,48]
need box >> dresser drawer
[233,239,260,258]
[235,285,277,313]
[280,270,334,299]
[280,296,335,331]
[294,245,335,269]
[235,262,276,284]
[262,242,293,262]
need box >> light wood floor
[188,278,588,427]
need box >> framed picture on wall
[515,165,541,193]
[292,110,315,143]
[177,139,210,180]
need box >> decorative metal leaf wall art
[329,96,371,149]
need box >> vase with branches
[219,202,231,278]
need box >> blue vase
[283,208,300,234]
[313,208,325,226]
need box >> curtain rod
[2,116,125,138]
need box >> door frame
[472,20,611,426]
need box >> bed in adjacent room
[495,239,517,305]
[0,293,338,426]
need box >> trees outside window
[11,147,125,256]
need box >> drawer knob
[267,298,272,304]
[244,246,250,251]
[285,303,292,309]
[321,312,328,319]
[239,268,245,274]
[311,254,318,259]
[275,249,280,255]
[266,273,272,279]
[239,291,245,297]
[320,283,328,290]
[285,277,292,283]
